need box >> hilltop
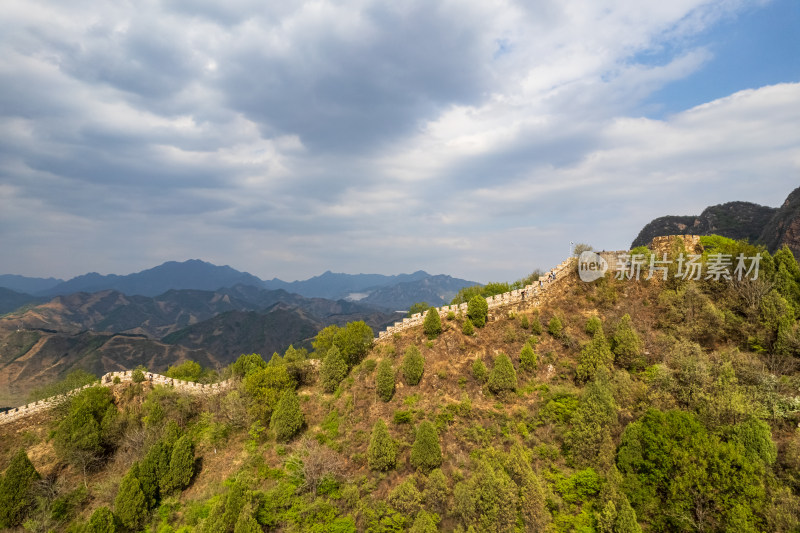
[1,235,799,532]
[632,186,800,258]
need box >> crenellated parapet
[376,257,576,341]
[0,370,234,426]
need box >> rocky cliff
[632,186,800,258]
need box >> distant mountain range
[0,283,402,405]
[633,186,800,257]
[0,251,478,406]
[0,260,478,405]
[0,260,479,311]
[0,274,63,295]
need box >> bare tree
[732,277,773,316]
[294,438,349,496]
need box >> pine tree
[467,296,488,328]
[402,345,425,385]
[423,308,442,339]
[597,500,617,533]
[115,466,148,531]
[320,346,348,393]
[585,315,603,336]
[409,510,438,533]
[0,449,40,528]
[234,507,262,533]
[488,353,517,394]
[410,421,442,473]
[271,390,305,442]
[166,435,194,492]
[139,441,170,508]
[86,506,117,533]
[612,314,644,369]
[367,419,396,471]
[270,390,305,442]
[615,495,642,533]
[520,343,538,372]
[472,358,488,383]
[423,468,449,512]
[548,316,563,338]
[388,477,422,514]
[376,359,395,402]
[504,445,550,530]
[566,376,618,468]
[577,331,614,382]
[462,318,475,336]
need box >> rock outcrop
[632,187,800,259]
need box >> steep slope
[0,329,220,406]
[162,306,322,361]
[759,186,800,255]
[0,287,41,315]
[2,247,800,532]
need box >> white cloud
[0,0,796,282]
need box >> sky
[1,0,798,284]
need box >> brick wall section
[376,257,577,341]
[0,371,233,426]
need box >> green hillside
[2,236,800,532]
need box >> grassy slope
[2,265,799,532]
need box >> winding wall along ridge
[0,371,233,426]
[375,256,577,340]
[1,256,582,426]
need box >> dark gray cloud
[218,2,492,153]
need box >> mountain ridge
[1,260,480,310]
[632,186,800,257]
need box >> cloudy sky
[1,0,798,284]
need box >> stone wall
[0,371,233,426]
[376,257,576,340]
[648,234,703,256]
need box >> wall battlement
[375,257,576,340]
[0,371,233,426]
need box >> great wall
[4,247,657,428]
[376,257,576,340]
[0,371,233,426]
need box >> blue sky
[642,0,800,116]
[0,0,798,284]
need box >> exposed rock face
[632,187,800,259]
[758,187,800,257]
